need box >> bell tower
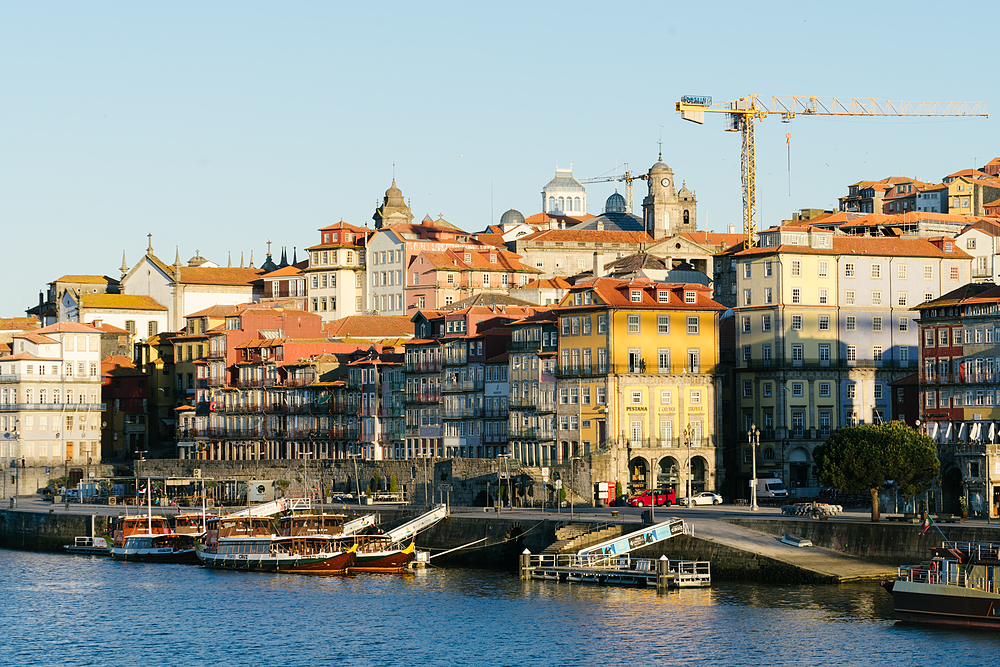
[641,154,696,239]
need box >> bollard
[656,555,671,592]
[520,549,533,580]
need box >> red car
[626,488,676,507]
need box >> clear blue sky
[1,2,995,316]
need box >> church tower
[642,155,697,239]
[372,179,414,229]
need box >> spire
[249,250,254,269]
[292,247,297,264]
[120,251,128,278]
[173,246,181,267]
[227,251,232,268]
[146,233,153,255]
[279,246,288,268]
[240,251,245,269]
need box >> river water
[3,549,998,666]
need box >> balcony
[443,354,467,366]
[509,398,535,409]
[405,361,443,373]
[554,364,604,378]
[405,392,441,404]
[507,340,541,352]
[443,407,484,419]
[218,402,262,414]
[380,405,405,417]
[206,376,228,387]
[442,379,484,392]
[285,375,318,387]
[484,408,509,419]
[484,432,507,443]
[741,359,911,371]
[537,401,557,414]
[236,378,275,389]
[0,403,106,412]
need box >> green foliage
[959,495,968,512]
[814,421,939,506]
[275,479,290,497]
[389,473,398,494]
[614,481,621,500]
[559,486,567,502]
[371,472,381,492]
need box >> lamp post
[748,424,760,512]
[683,426,693,507]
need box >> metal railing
[0,403,105,412]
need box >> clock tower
[642,155,697,239]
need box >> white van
[756,477,788,498]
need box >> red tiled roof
[80,294,167,311]
[324,315,414,338]
[176,266,263,286]
[52,275,118,285]
[735,236,971,259]
[564,277,725,311]
[518,229,653,244]
[35,322,101,334]
[519,277,572,290]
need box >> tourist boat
[196,515,357,574]
[173,512,213,537]
[108,514,200,564]
[350,537,416,573]
[881,540,1000,629]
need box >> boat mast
[147,477,152,535]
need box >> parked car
[626,488,676,508]
[679,491,723,506]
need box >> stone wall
[136,457,601,508]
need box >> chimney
[729,223,736,234]
[593,252,600,279]
[549,219,557,230]
[92,318,103,329]
[597,221,604,231]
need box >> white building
[0,322,104,470]
[955,220,1000,284]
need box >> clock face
[661,177,670,187]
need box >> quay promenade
[5,497,1000,582]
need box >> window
[897,264,907,279]
[792,344,803,362]
[627,315,640,333]
[818,260,828,277]
[950,266,960,281]
[762,315,771,332]
[763,382,772,397]
[819,382,830,397]
[583,317,591,335]
[847,345,857,362]
[819,288,828,305]
[125,320,136,334]
[657,291,669,303]
[844,263,855,278]
[743,289,752,306]
[872,316,882,332]
[657,316,670,334]
[791,260,801,277]
[819,344,830,362]
[765,287,773,304]
[742,345,752,361]
[819,315,830,331]
[743,263,752,279]
[762,344,771,362]
[871,291,882,306]
[791,288,801,304]
[791,315,803,331]
[742,317,751,333]
[690,390,701,404]
[631,391,642,404]
[598,316,607,333]
[924,292,934,303]
[630,290,642,303]
[847,384,856,399]
[871,264,881,279]
[874,384,884,400]
[845,290,855,305]
[792,382,803,397]
[148,321,158,337]
[873,345,883,362]
[685,291,696,304]
[687,316,699,334]
[661,390,672,404]
[924,265,933,280]
[765,261,772,276]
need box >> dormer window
[657,291,669,303]
[945,242,953,252]
[685,291,696,304]
[630,290,642,303]
[464,253,472,262]
[344,233,353,243]
[490,254,497,264]
[331,233,338,242]
[323,233,330,243]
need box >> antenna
[658,125,663,161]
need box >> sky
[1,1,996,315]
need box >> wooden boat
[881,540,1000,629]
[197,515,357,574]
[173,512,213,537]
[350,538,416,573]
[108,514,200,564]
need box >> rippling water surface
[3,549,999,666]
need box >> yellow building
[555,277,725,497]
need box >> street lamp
[683,427,693,507]
[748,423,760,512]
[347,453,362,501]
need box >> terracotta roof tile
[176,266,263,286]
[80,294,167,311]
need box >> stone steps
[542,524,624,554]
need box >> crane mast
[675,95,989,249]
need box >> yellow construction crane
[579,164,646,213]
[675,95,989,249]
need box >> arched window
[683,210,690,225]
[574,197,581,211]
[764,447,776,461]
[558,197,565,212]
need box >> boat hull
[884,579,1000,629]
[197,547,356,574]
[110,547,201,565]
[349,544,416,574]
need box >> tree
[389,473,398,494]
[814,421,939,522]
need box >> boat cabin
[278,514,347,537]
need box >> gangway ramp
[385,504,448,543]
[577,518,689,557]
[227,497,311,518]
[342,514,377,536]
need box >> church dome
[188,250,209,267]
[500,208,525,227]
[605,191,627,214]
[384,179,405,207]
[678,180,692,196]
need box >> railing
[0,374,100,383]
[443,407,484,419]
[405,392,441,404]
[741,359,910,370]
[443,354,467,366]
[236,378,275,388]
[0,403,106,412]
[285,375,317,387]
[484,432,507,443]
[555,364,604,378]
[219,402,262,413]
[404,361,443,373]
[443,379,484,392]
[380,405,405,417]
[507,340,541,352]
[206,376,228,387]
[484,408,509,418]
